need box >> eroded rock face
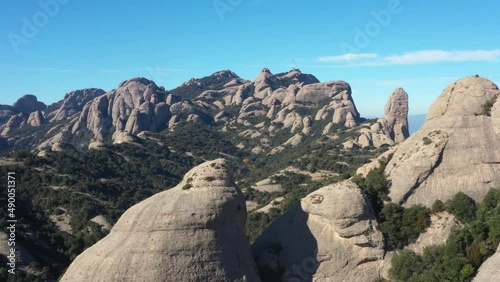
[385,76,500,207]
[50,88,105,122]
[384,88,409,143]
[252,180,385,282]
[0,105,15,123]
[27,110,45,127]
[61,159,260,282]
[76,77,168,141]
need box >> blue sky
[1,0,499,117]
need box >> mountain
[2,71,499,282]
[384,76,500,207]
[0,68,406,154]
[252,75,500,281]
[0,68,412,281]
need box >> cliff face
[384,76,500,207]
[60,159,260,282]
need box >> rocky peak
[12,94,46,115]
[253,68,277,92]
[50,88,106,121]
[384,87,409,143]
[277,69,320,85]
[427,75,499,121]
[382,76,500,207]
[212,69,240,80]
[117,77,156,88]
[60,159,260,282]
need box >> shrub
[446,192,477,223]
[379,203,430,249]
[431,199,446,213]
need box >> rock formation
[384,88,409,143]
[252,179,385,281]
[49,88,106,122]
[74,77,169,141]
[60,159,260,282]
[27,110,44,127]
[383,76,500,207]
[349,88,409,148]
[12,94,46,115]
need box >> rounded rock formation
[384,76,500,207]
[61,159,260,282]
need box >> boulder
[61,159,260,282]
[252,180,385,281]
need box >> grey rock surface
[61,159,260,282]
[252,180,385,282]
[385,76,500,207]
[384,88,409,143]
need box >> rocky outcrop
[75,78,169,141]
[253,68,277,98]
[252,179,385,282]
[276,69,319,85]
[1,114,24,136]
[406,212,459,254]
[50,88,105,122]
[348,89,409,148]
[61,159,260,282]
[384,88,409,143]
[12,94,46,115]
[27,110,44,127]
[384,76,500,207]
[474,244,500,281]
[0,105,15,123]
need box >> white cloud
[317,49,500,66]
[385,50,500,65]
[318,53,378,62]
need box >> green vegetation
[445,192,477,223]
[353,156,432,250]
[388,188,500,282]
[380,203,431,250]
[422,136,432,145]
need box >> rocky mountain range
[1,71,499,282]
[0,68,408,154]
